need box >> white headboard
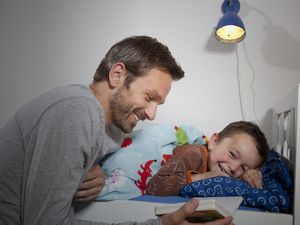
[272,83,300,225]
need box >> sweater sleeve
[21,97,98,224]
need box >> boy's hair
[217,121,270,163]
[93,35,184,88]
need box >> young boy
[146,121,270,196]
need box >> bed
[74,83,300,225]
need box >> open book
[155,196,243,222]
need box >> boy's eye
[241,165,250,171]
[146,94,152,102]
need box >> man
[0,35,234,225]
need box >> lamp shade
[215,0,246,44]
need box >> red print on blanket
[135,159,156,194]
[121,137,133,148]
[161,154,172,166]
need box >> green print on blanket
[175,126,189,146]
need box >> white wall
[1,0,300,146]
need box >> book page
[155,196,243,222]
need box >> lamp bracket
[221,0,240,14]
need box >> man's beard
[110,87,136,133]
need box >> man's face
[207,133,262,178]
[110,68,173,133]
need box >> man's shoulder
[28,84,98,108]
[15,84,102,125]
[48,84,94,100]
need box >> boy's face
[207,133,262,178]
[110,68,172,133]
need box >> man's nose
[144,103,157,121]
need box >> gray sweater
[0,85,160,225]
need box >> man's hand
[160,199,235,225]
[74,164,105,202]
[240,169,262,189]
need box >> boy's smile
[208,133,263,178]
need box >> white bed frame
[75,84,300,225]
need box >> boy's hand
[240,169,262,189]
[74,164,105,201]
[160,199,235,225]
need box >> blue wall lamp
[215,0,246,44]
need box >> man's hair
[217,121,270,163]
[93,35,184,87]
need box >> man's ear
[208,133,218,150]
[108,62,126,88]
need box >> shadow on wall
[205,30,236,54]
[259,108,274,148]
[262,24,300,71]
[205,1,300,72]
[241,2,300,71]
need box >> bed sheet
[131,195,265,212]
[76,195,293,224]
